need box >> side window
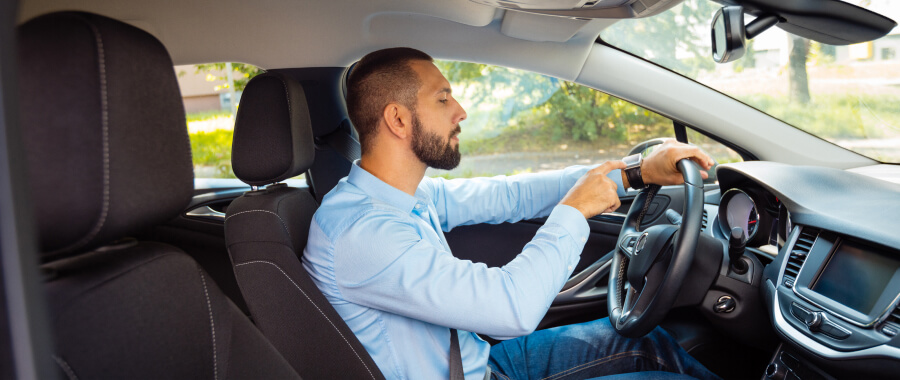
[429,61,676,179]
[429,61,743,182]
[685,128,743,165]
[176,62,308,185]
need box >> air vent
[700,209,708,232]
[782,227,819,288]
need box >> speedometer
[718,189,759,242]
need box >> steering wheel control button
[635,232,649,255]
[714,295,736,313]
[620,235,639,255]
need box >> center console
[762,226,900,379]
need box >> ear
[382,103,413,140]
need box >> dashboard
[714,162,900,380]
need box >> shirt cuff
[546,204,590,245]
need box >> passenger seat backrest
[17,12,300,379]
[226,72,384,380]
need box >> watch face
[624,154,641,167]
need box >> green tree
[191,63,263,92]
[437,61,669,148]
[600,1,719,78]
[788,36,811,104]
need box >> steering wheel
[607,159,704,338]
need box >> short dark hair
[346,47,433,153]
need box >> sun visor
[470,0,682,18]
[501,11,590,42]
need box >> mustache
[450,125,461,138]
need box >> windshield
[600,0,900,164]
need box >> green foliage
[186,109,232,123]
[808,41,836,66]
[436,61,672,155]
[738,94,900,139]
[189,129,235,178]
[600,0,718,78]
[192,63,263,92]
[532,82,670,143]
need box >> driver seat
[224,72,384,379]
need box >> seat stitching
[226,210,292,240]
[199,270,219,380]
[274,74,292,117]
[52,354,79,380]
[234,260,377,380]
[47,15,111,256]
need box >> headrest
[232,72,315,186]
[17,12,194,261]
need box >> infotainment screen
[811,239,900,314]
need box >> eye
[439,98,448,104]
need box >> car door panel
[446,185,689,330]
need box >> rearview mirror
[711,6,746,63]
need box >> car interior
[1,0,899,379]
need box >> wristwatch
[622,154,646,189]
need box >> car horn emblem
[635,232,649,255]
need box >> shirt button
[568,266,572,270]
[580,237,586,242]
[415,204,422,209]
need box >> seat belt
[318,119,361,163]
[450,329,465,380]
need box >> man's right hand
[560,161,626,219]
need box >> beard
[411,113,461,170]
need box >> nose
[453,97,467,124]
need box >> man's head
[347,47,466,170]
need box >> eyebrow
[437,87,452,96]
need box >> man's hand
[560,161,626,219]
[638,139,715,187]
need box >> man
[303,47,719,380]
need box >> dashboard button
[790,303,815,325]
[820,321,851,340]
[882,324,898,337]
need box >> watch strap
[623,154,646,189]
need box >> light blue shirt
[302,162,625,380]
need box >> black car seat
[17,12,301,379]
[224,72,384,379]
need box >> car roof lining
[17,0,617,79]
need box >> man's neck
[359,153,427,197]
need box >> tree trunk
[788,36,811,104]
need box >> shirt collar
[347,160,422,214]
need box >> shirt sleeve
[420,166,625,232]
[332,205,590,339]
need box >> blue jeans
[487,318,721,380]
